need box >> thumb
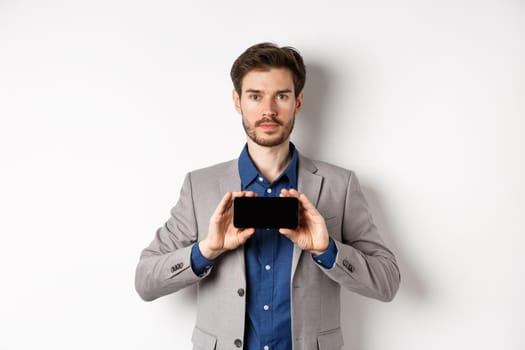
[239,228,255,242]
[279,228,297,240]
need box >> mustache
[255,117,283,127]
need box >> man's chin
[251,135,288,148]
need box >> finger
[290,190,316,211]
[213,192,232,217]
[281,188,298,198]
[231,191,245,198]
[281,189,314,213]
[287,188,303,199]
[215,192,232,214]
[231,191,256,198]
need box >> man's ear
[232,89,241,114]
[295,90,304,113]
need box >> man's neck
[246,139,292,183]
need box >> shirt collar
[238,143,298,190]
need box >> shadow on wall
[299,61,428,348]
[293,61,333,160]
[362,186,427,302]
[342,185,428,349]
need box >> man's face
[233,68,303,148]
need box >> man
[135,42,400,350]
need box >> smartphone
[233,197,299,229]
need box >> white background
[0,1,523,349]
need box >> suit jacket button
[343,259,354,272]
[237,288,245,297]
[234,338,243,348]
[171,263,183,273]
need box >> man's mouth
[259,122,279,130]
[256,118,281,130]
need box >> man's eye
[250,95,260,101]
[277,94,288,100]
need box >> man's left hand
[279,189,330,255]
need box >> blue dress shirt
[191,143,337,350]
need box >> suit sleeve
[135,172,211,301]
[320,171,401,302]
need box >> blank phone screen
[233,197,299,229]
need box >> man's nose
[262,98,277,117]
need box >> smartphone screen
[233,197,299,229]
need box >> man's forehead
[241,68,295,92]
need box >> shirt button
[266,188,272,194]
[237,288,245,297]
[263,304,269,311]
[234,339,243,348]
[258,176,264,182]
[265,265,271,271]
[264,346,269,350]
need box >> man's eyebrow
[243,88,293,94]
[244,89,262,94]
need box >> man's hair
[230,42,306,98]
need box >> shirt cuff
[311,238,337,269]
[190,243,215,276]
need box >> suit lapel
[297,154,323,207]
[291,153,323,280]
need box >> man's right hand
[198,191,256,260]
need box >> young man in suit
[135,43,400,350]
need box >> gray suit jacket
[135,153,400,350]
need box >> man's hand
[279,189,330,255]
[199,191,256,260]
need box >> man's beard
[242,114,295,147]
